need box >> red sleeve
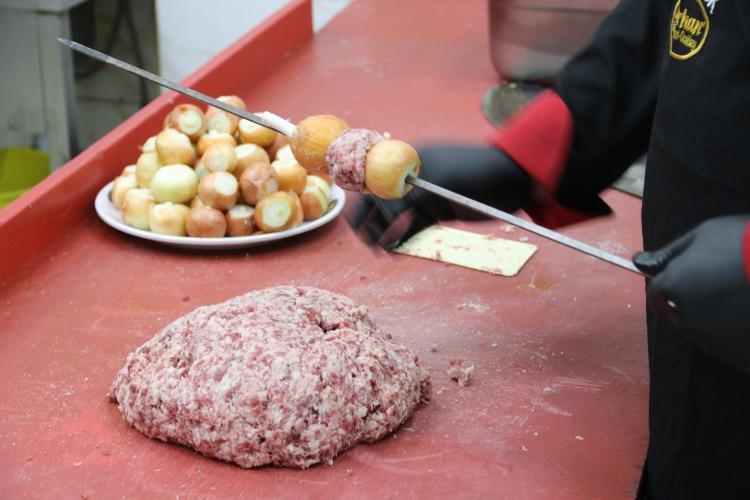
[744,222,750,283]
[490,90,598,229]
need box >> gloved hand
[345,145,533,249]
[633,215,750,372]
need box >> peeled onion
[194,161,209,181]
[288,190,304,228]
[135,152,162,188]
[272,158,307,195]
[289,114,349,175]
[254,191,297,232]
[239,162,279,205]
[255,191,297,233]
[142,136,157,153]
[122,188,155,230]
[196,131,237,156]
[235,143,270,178]
[149,202,190,236]
[206,95,245,135]
[226,204,255,237]
[364,139,421,200]
[121,164,136,176]
[206,108,239,135]
[275,144,295,162]
[112,174,138,209]
[164,104,207,141]
[186,207,227,238]
[238,115,276,147]
[149,164,199,203]
[306,175,331,199]
[300,185,329,221]
[266,133,290,160]
[190,196,205,209]
[202,143,238,173]
[217,95,246,110]
[198,171,239,211]
[156,128,194,166]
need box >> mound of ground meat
[109,286,431,469]
[325,128,384,191]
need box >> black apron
[642,0,750,497]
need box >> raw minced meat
[325,128,384,191]
[109,286,431,469]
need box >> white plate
[94,181,346,249]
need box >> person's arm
[494,0,672,227]
[348,0,672,247]
[633,216,750,373]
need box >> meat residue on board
[447,359,474,387]
[108,286,431,469]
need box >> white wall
[156,0,350,83]
[156,0,291,83]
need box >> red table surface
[0,0,648,498]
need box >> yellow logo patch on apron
[670,0,710,60]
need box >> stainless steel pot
[489,0,618,81]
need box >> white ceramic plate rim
[94,181,346,249]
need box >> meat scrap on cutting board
[447,359,474,387]
[109,286,431,469]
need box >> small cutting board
[394,226,537,277]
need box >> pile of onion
[111,102,342,238]
[113,103,426,240]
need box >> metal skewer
[406,176,645,276]
[59,37,644,276]
[57,37,296,137]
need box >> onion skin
[186,207,227,238]
[239,162,279,206]
[364,139,421,200]
[289,114,349,175]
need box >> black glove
[345,145,533,249]
[633,215,750,372]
